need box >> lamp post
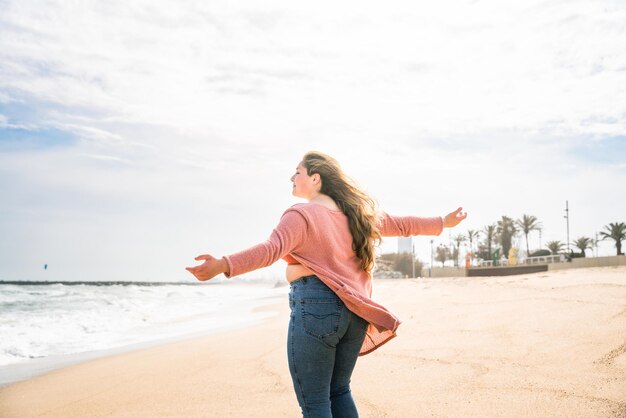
[564,200,570,255]
[429,239,433,278]
[412,243,415,278]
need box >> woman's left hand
[443,207,467,228]
[185,254,229,281]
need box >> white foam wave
[0,282,287,369]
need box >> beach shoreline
[0,280,287,388]
[1,266,625,417]
[0,306,282,389]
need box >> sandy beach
[1,266,625,417]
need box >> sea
[0,279,288,387]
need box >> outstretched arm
[377,206,467,237]
[185,209,308,281]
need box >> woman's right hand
[185,254,229,281]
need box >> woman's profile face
[290,163,316,199]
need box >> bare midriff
[286,263,317,283]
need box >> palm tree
[452,234,466,267]
[497,216,517,258]
[516,214,542,256]
[600,222,626,255]
[467,229,480,254]
[483,224,496,259]
[435,245,450,268]
[451,246,459,268]
[573,236,593,257]
[546,240,564,255]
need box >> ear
[314,174,322,189]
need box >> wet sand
[1,266,625,417]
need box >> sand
[1,266,625,417]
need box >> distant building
[398,237,412,254]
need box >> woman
[186,151,466,417]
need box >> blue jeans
[288,275,368,418]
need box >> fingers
[185,266,209,281]
[447,207,462,217]
[443,207,467,228]
[194,254,213,261]
[185,267,204,278]
[454,207,467,219]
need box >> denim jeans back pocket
[300,298,342,341]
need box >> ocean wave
[0,282,286,368]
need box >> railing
[477,254,564,268]
[523,254,564,265]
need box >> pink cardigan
[224,203,443,355]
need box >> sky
[1,0,625,282]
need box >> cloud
[79,153,132,164]
[50,122,123,144]
[1,0,625,280]
[0,112,36,131]
[2,0,625,140]
[0,92,17,103]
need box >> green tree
[573,236,593,257]
[466,229,480,254]
[394,253,423,277]
[378,253,424,277]
[483,224,496,259]
[600,222,626,256]
[516,214,542,256]
[435,245,450,268]
[452,246,459,267]
[452,234,466,267]
[546,240,564,255]
[496,216,517,258]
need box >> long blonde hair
[301,151,381,272]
